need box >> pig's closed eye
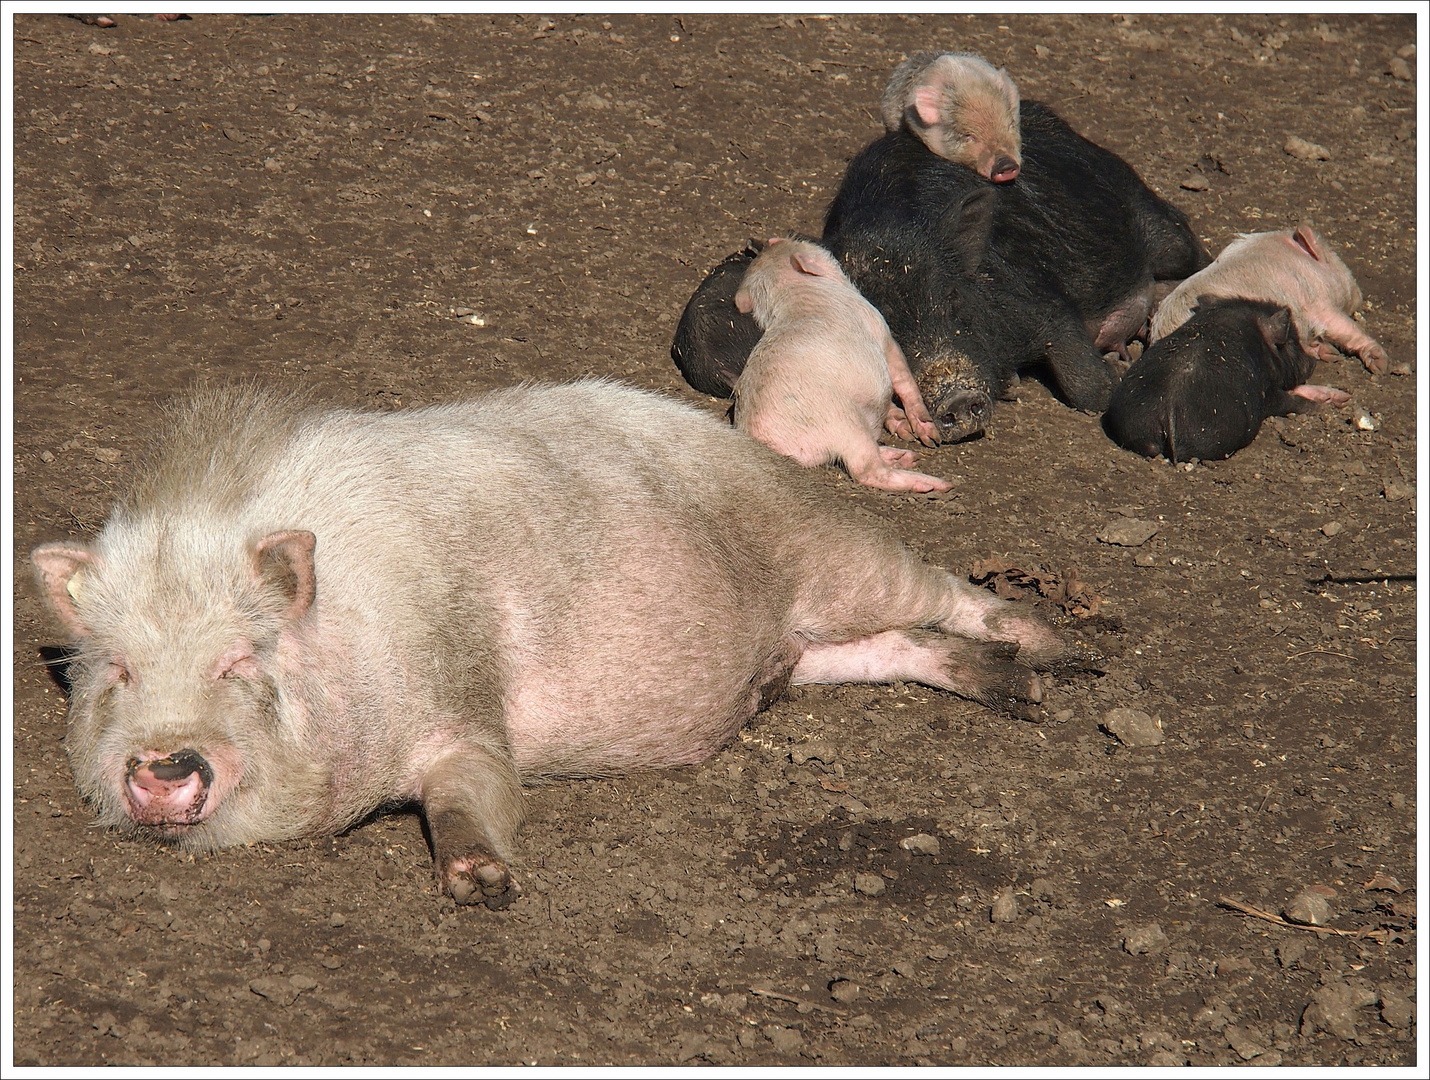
[213,646,260,681]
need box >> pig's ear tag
[254,530,317,621]
[1291,226,1323,263]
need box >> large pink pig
[31,382,1076,908]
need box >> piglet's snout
[990,156,1020,183]
[125,750,214,825]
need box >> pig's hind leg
[792,629,1041,711]
[789,539,1081,704]
[420,740,527,908]
[1313,311,1391,375]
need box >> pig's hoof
[1360,345,1390,376]
[445,855,521,909]
[878,446,919,468]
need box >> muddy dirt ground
[9,12,1420,1068]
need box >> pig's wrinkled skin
[1104,296,1349,463]
[32,383,1078,908]
[1149,226,1393,375]
[881,52,1022,182]
[732,238,949,492]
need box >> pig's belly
[499,549,799,778]
[504,619,799,778]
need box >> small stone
[88,43,116,56]
[248,976,300,1006]
[1096,518,1159,547]
[1389,792,1406,809]
[1134,552,1156,566]
[853,872,886,897]
[1363,871,1402,892]
[1284,886,1335,926]
[764,1025,803,1054]
[1057,1028,1086,1050]
[1148,1050,1189,1067]
[39,450,55,463]
[1397,43,1416,59]
[1123,922,1168,955]
[1301,980,1377,1040]
[578,90,610,110]
[1379,988,1414,1029]
[1276,939,1308,968]
[1320,521,1343,537]
[1034,44,1051,59]
[321,955,344,969]
[92,1010,117,1034]
[1284,136,1331,161]
[1382,478,1414,502]
[263,157,281,172]
[899,833,940,857]
[1180,172,1209,191]
[829,979,860,1003]
[1352,409,1377,431]
[1224,1023,1270,1061]
[892,959,917,977]
[1102,708,1164,747]
[328,912,346,927]
[288,973,318,990]
[157,879,179,901]
[737,1027,759,1049]
[990,886,1018,923]
[1388,56,1413,81]
[926,945,950,961]
[790,741,836,766]
[675,1034,707,1062]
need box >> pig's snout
[125,750,214,827]
[933,389,993,442]
[990,156,1020,183]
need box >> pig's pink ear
[31,543,98,638]
[734,288,753,314]
[766,236,785,247]
[254,530,317,622]
[1292,226,1325,263]
[912,85,944,128]
[790,248,837,279]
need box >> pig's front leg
[884,338,941,446]
[1287,384,1351,407]
[1314,310,1391,374]
[420,742,526,909]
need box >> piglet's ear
[734,288,754,314]
[1256,305,1295,350]
[254,530,317,622]
[912,85,943,128]
[1291,226,1325,263]
[31,543,98,638]
[790,249,837,279]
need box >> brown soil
[10,12,1417,1067]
